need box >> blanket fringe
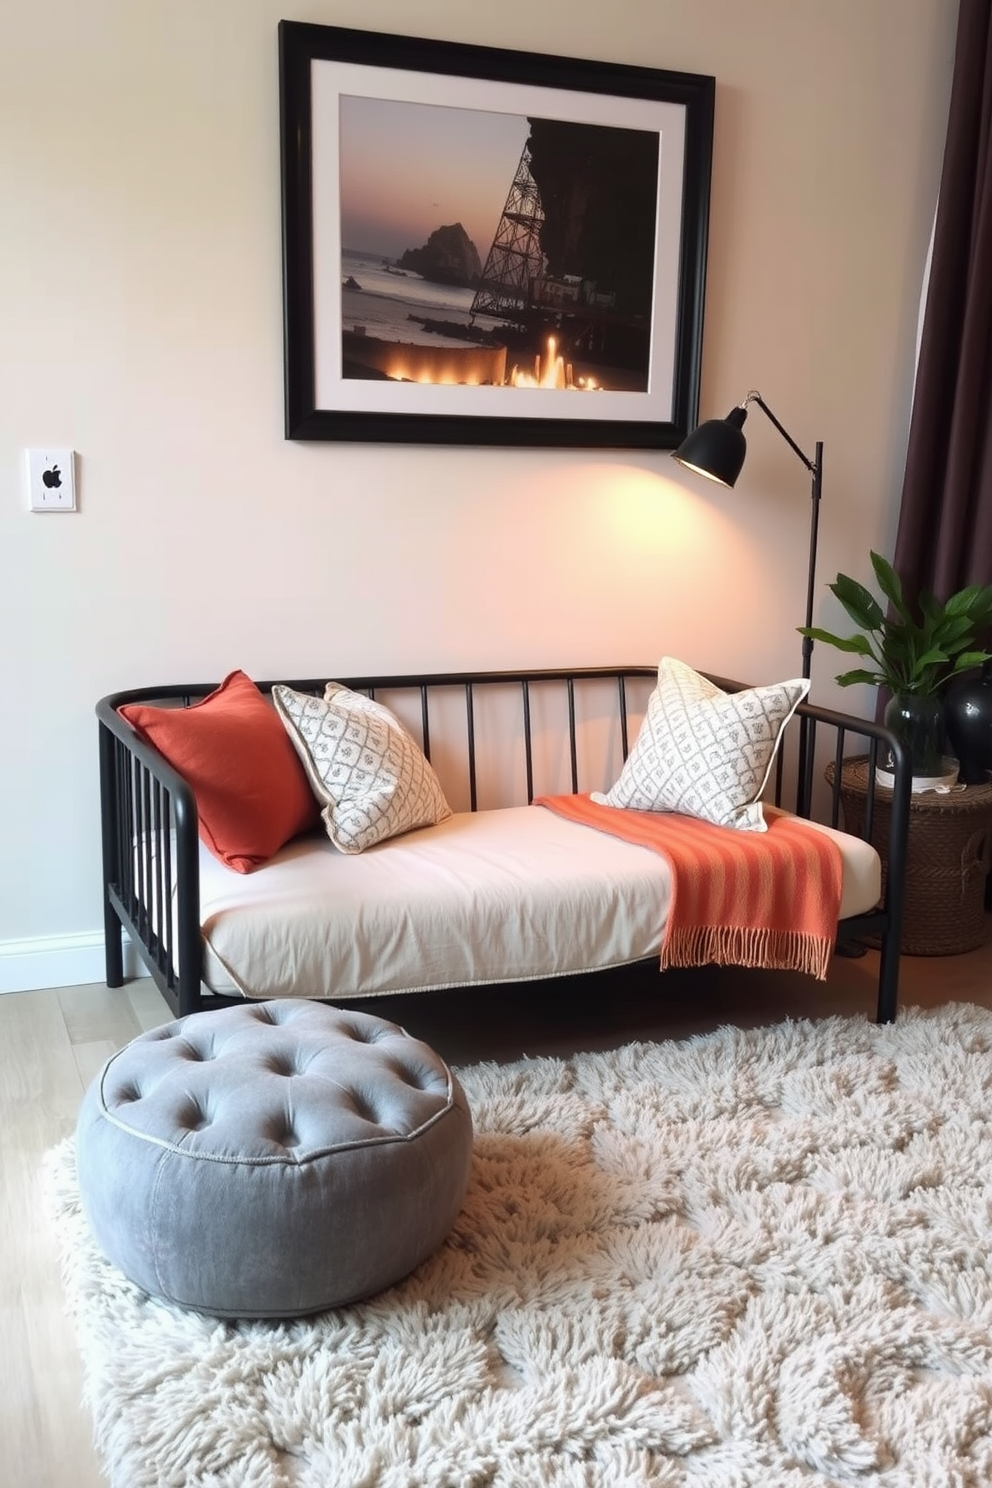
[533,794,842,981]
[662,926,834,982]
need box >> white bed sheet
[197,804,881,1001]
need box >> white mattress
[196,804,882,1001]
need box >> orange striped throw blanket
[534,794,844,981]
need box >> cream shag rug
[46,1003,992,1488]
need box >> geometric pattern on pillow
[272,683,452,854]
[591,656,809,832]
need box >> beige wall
[0,0,957,988]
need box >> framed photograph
[279,21,714,449]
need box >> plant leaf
[870,551,911,622]
[834,667,885,687]
[830,574,884,631]
[965,588,992,627]
[944,585,984,616]
[931,614,975,647]
[797,626,873,655]
[915,647,949,670]
[950,650,992,673]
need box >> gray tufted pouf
[74,1000,473,1318]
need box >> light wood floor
[4,938,991,1488]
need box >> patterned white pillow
[272,683,452,854]
[591,657,809,832]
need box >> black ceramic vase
[883,692,945,777]
[943,660,992,784]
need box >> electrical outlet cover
[27,448,76,511]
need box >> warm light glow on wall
[531,461,764,655]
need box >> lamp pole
[672,390,823,811]
[741,394,822,807]
[802,441,823,681]
[742,393,822,683]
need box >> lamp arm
[746,391,816,474]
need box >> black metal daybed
[96,665,911,1025]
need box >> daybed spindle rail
[97,666,910,1025]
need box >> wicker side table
[826,756,992,955]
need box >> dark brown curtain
[892,0,992,598]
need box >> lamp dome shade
[671,405,748,487]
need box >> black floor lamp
[671,390,823,808]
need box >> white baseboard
[0,932,150,994]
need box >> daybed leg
[176,940,205,1020]
[104,905,124,988]
[875,934,899,1024]
[99,722,125,989]
[178,982,204,1019]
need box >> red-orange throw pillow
[118,670,320,873]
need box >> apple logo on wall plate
[26,448,77,511]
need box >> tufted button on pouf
[74,1000,473,1318]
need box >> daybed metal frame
[96,666,910,1024]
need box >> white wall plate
[27,448,76,511]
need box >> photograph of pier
[338,94,660,393]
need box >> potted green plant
[799,550,992,780]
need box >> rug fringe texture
[44,1003,992,1487]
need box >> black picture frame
[279,20,714,449]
